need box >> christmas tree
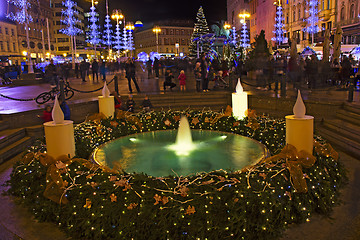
[272,3,286,45]
[88,4,100,58]
[7,0,34,73]
[60,0,82,68]
[305,0,319,44]
[189,6,210,58]
[240,20,250,48]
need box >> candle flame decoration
[293,90,306,118]
[235,79,243,93]
[52,95,64,124]
[102,82,110,97]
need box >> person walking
[153,58,160,79]
[92,59,99,83]
[125,58,141,93]
[45,60,58,88]
[146,59,152,78]
[99,60,106,81]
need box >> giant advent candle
[44,96,75,159]
[285,90,314,154]
[232,79,248,119]
[98,81,115,118]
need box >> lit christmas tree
[7,0,34,73]
[88,3,100,58]
[122,27,128,51]
[60,0,82,68]
[103,0,112,57]
[240,19,250,48]
[305,0,319,44]
[231,26,238,46]
[272,2,286,45]
[189,6,210,58]
[127,25,135,52]
[113,22,122,53]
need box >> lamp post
[175,43,179,57]
[111,9,124,57]
[126,23,135,57]
[239,12,250,48]
[152,26,161,53]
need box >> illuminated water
[93,130,267,177]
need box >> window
[13,42,16,52]
[298,8,301,20]
[5,28,8,35]
[293,9,296,22]
[11,29,14,36]
[327,0,330,9]
[340,7,345,20]
[302,31,306,40]
[286,14,289,24]
[7,41,10,51]
[322,0,324,10]
[54,3,62,7]
[231,10,235,24]
[350,4,355,19]
[0,27,2,34]
[57,38,69,42]
[55,12,62,16]
[327,21,332,30]
[0,41,3,51]
[58,46,69,51]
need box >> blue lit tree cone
[285,90,314,154]
[44,96,75,159]
[98,82,115,118]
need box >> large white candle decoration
[98,82,115,118]
[285,90,314,154]
[232,79,248,119]
[44,95,75,159]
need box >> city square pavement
[0,68,359,114]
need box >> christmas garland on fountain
[5,109,347,240]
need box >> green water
[93,130,267,177]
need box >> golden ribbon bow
[262,144,316,193]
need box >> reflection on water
[93,130,266,177]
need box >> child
[126,94,136,112]
[194,62,201,92]
[178,70,186,91]
[141,95,153,112]
[112,91,122,110]
[38,105,52,123]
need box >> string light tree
[103,0,113,60]
[60,0,82,69]
[239,12,250,49]
[7,0,34,73]
[304,0,319,45]
[111,9,123,58]
[88,0,101,59]
[188,6,211,58]
[126,23,135,58]
[271,0,286,46]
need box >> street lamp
[239,12,250,48]
[152,26,161,53]
[111,9,124,56]
[224,22,231,30]
[175,43,179,57]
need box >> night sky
[81,0,227,25]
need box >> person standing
[45,59,58,88]
[146,59,152,78]
[200,54,209,92]
[75,62,79,78]
[125,58,141,93]
[92,59,99,83]
[194,62,202,92]
[80,60,87,82]
[153,57,160,79]
[99,60,106,81]
[178,70,187,91]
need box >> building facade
[227,0,250,31]
[134,20,193,57]
[52,0,86,57]
[0,20,19,57]
[336,0,360,45]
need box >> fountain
[93,116,267,177]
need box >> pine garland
[5,110,347,240]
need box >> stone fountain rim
[91,129,270,175]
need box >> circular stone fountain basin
[92,130,268,177]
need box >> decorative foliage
[240,20,250,48]
[5,110,347,240]
[272,4,286,44]
[189,6,211,57]
[103,14,113,46]
[87,5,100,45]
[60,0,82,36]
[6,0,33,25]
[304,0,319,35]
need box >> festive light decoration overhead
[122,27,128,50]
[304,0,319,35]
[272,4,286,44]
[60,0,82,36]
[6,0,33,24]
[231,26,237,46]
[88,5,100,45]
[240,20,250,48]
[113,22,122,50]
[103,14,113,46]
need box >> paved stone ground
[0,151,359,240]
[1,69,359,114]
